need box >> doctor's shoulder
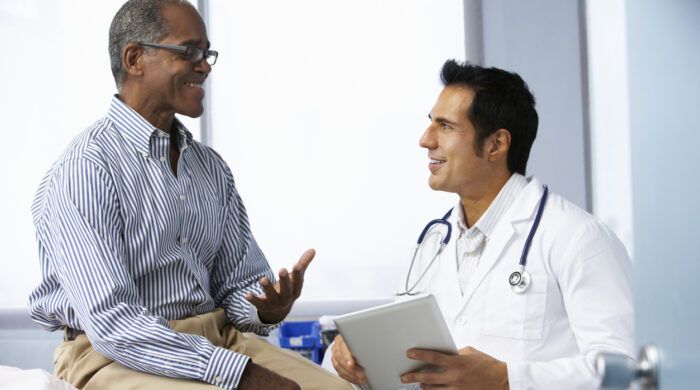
[537,191,631,272]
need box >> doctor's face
[419,86,491,196]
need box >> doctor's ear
[486,129,511,162]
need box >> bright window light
[206,0,464,300]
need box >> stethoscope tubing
[518,185,548,267]
[417,209,453,246]
[399,209,453,296]
[398,185,549,296]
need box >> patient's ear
[486,128,511,163]
[123,43,145,80]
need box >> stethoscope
[397,185,548,296]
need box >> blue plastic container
[278,321,325,364]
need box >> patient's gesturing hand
[245,248,315,324]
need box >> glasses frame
[137,42,218,65]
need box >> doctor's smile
[428,157,446,172]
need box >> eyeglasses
[137,42,218,65]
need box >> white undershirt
[455,173,528,295]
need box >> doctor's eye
[440,123,453,130]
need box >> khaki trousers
[53,309,353,390]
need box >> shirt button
[160,156,166,162]
[179,194,185,201]
[457,316,467,325]
[159,132,166,138]
[215,376,222,383]
[181,237,188,243]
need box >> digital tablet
[334,294,457,390]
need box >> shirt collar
[106,95,193,155]
[456,173,529,238]
[171,118,193,152]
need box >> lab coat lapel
[456,178,546,310]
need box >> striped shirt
[28,96,276,389]
[455,173,528,293]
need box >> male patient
[329,60,634,389]
[28,1,352,389]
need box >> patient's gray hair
[108,0,193,89]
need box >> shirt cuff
[248,303,265,326]
[202,346,251,389]
[248,302,282,327]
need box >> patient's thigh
[84,362,219,390]
[223,327,353,390]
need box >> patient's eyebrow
[179,39,211,49]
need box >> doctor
[329,60,634,389]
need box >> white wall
[471,0,635,256]
[479,0,590,211]
[584,0,634,256]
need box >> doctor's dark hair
[108,0,193,89]
[440,59,538,175]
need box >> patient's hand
[331,334,367,386]
[246,249,315,324]
[238,361,300,390]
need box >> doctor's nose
[419,126,437,150]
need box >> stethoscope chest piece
[509,270,531,294]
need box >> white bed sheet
[0,365,77,390]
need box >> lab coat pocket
[481,275,548,340]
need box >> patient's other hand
[238,361,300,390]
[331,334,367,386]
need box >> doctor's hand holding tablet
[330,295,509,390]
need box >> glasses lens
[206,51,218,66]
[185,47,204,63]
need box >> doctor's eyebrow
[428,114,458,126]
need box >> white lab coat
[401,177,635,389]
